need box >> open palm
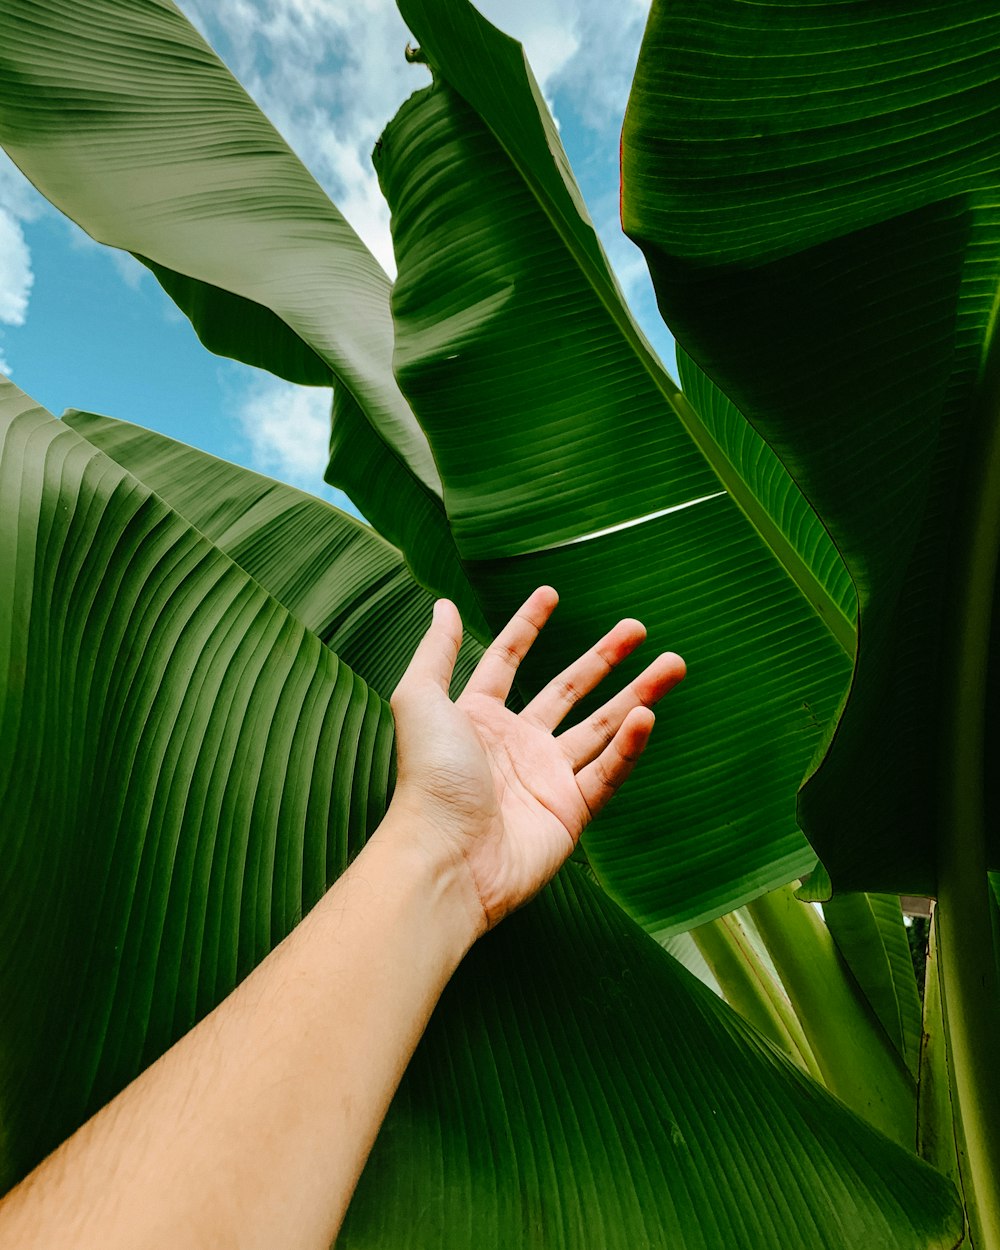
[390,587,686,931]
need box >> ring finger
[559,651,686,769]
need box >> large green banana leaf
[0,379,962,1245]
[0,379,393,1182]
[348,863,962,1250]
[377,0,854,932]
[60,415,912,1117]
[62,409,483,701]
[0,0,488,639]
[621,0,1000,893]
[395,0,851,650]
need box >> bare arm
[0,587,684,1248]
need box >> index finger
[462,586,559,702]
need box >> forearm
[0,808,481,1250]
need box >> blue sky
[0,0,675,515]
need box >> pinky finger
[576,706,656,819]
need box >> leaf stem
[934,320,1000,1250]
[691,911,823,1081]
[746,885,916,1149]
[917,912,965,1229]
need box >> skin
[0,586,684,1248]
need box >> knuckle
[559,676,582,706]
[492,640,521,669]
[596,758,616,792]
[618,737,642,764]
[593,643,616,672]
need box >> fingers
[559,651,686,769]
[522,617,647,730]
[576,706,656,818]
[393,598,463,699]
[462,585,559,702]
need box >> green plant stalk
[917,912,965,1228]
[746,886,916,1149]
[934,326,1000,1250]
[989,874,1000,1008]
[691,912,823,1081]
[936,881,1000,1250]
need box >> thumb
[395,599,463,698]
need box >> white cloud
[0,153,46,376]
[0,150,47,225]
[239,374,333,484]
[548,0,650,136]
[235,373,361,515]
[0,154,44,341]
[108,249,147,290]
[0,208,33,327]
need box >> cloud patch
[0,155,40,365]
[236,373,363,516]
[547,0,649,136]
[0,208,32,327]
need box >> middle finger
[558,651,686,768]
[521,618,647,731]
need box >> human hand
[386,586,685,936]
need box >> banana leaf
[0,379,394,1181]
[621,0,1000,891]
[0,0,488,637]
[63,409,483,699]
[823,894,924,1081]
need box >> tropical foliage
[1,0,998,1245]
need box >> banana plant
[0,379,959,1247]
[1,0,997,1244]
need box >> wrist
[361,799,489,954]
